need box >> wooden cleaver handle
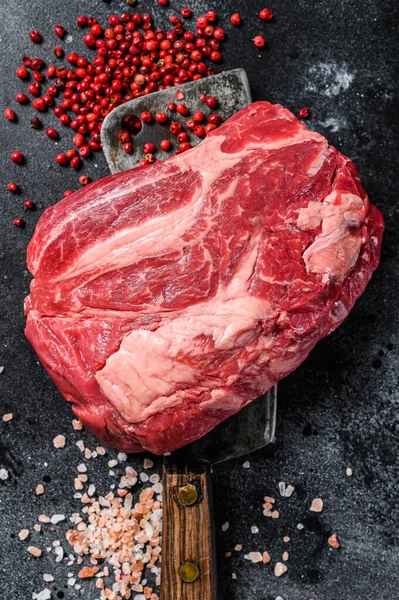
[161,463,216,600]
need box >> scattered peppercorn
[160,139,171,151]
[123,142,133,154]
[55,153,68,165]
[155,112,168,123]
[24,200,35,209]
[260,8,274,20]
[79,146,91,158]
[179,141,192,152]
[143,142,156,154]
[194,125,205,137]
[206,95,218,108]
[33,98,46,111]
[13,217,24,227]
[167,102,177,112]
[11,151,24,164]
[230,13,241,26]
[176,103,189,115]
[16,93,29,104]
[207,113,222,125]
[299,107,311,118]
[46,127,58,140]
[140,111,152,123]
[54,46,64,58]
[205,123,217,134]
[7,182,18,193]
[177,131,189,143]
[54,25,66,38]
[28,82,41,97]
[29,30,42,43]
[70,156,81,169]
[4,108,16,121]
[76,15,88,28]
[253,35,266,48]
[64,190,74,197]
[79,175,91,186]
[145,153,156,164]
[170,121,183,135]
[16,66,29,79]
[30,117,41,129]
[181,7,192,18]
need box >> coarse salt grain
[251,526,259,534]
[262,551,271,564]
[310,498,323,513]
[2,413,13,422]
[278,482,286,496]
[283,536,290,543]
[0,468,9,480]
[232,572,237,580]
[245,552,263,563]
[284,484,295,497]
[117,452,128,462]
[43,574,54,582]
[53,435,65,449]
[76,440,85,452]
[28,546,42,557]
[77,463,87,473]
[19,529,30,540]
[222,522,229,531]
[346,467,353,477]
[51,514,66,525]
[144,458,154,469]
[282,551,289,561]
[36,484,45,495]
[54,547,64,562]
[297,523,304,530]
[96,446,106,455]
[328,534,340,548]
[274,562,287,577]
[72,419,83,430]
[32,590,51,600]
[78,566,99,578]
[234,544,242,551]
[38,515,50,523]
[108,459,118,468]
[242,460,250,468]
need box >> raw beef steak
[25,102,384,455]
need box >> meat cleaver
[102,69,277,599]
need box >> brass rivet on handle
[177,483,198,507]
[178,561,200,583]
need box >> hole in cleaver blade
[101,68,252,173]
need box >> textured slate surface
[0,0,398,599]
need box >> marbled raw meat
[25,102,384,454]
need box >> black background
[0,1,398,599]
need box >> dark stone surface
[0,1,398,598]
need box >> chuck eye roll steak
[25,101,384,455]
